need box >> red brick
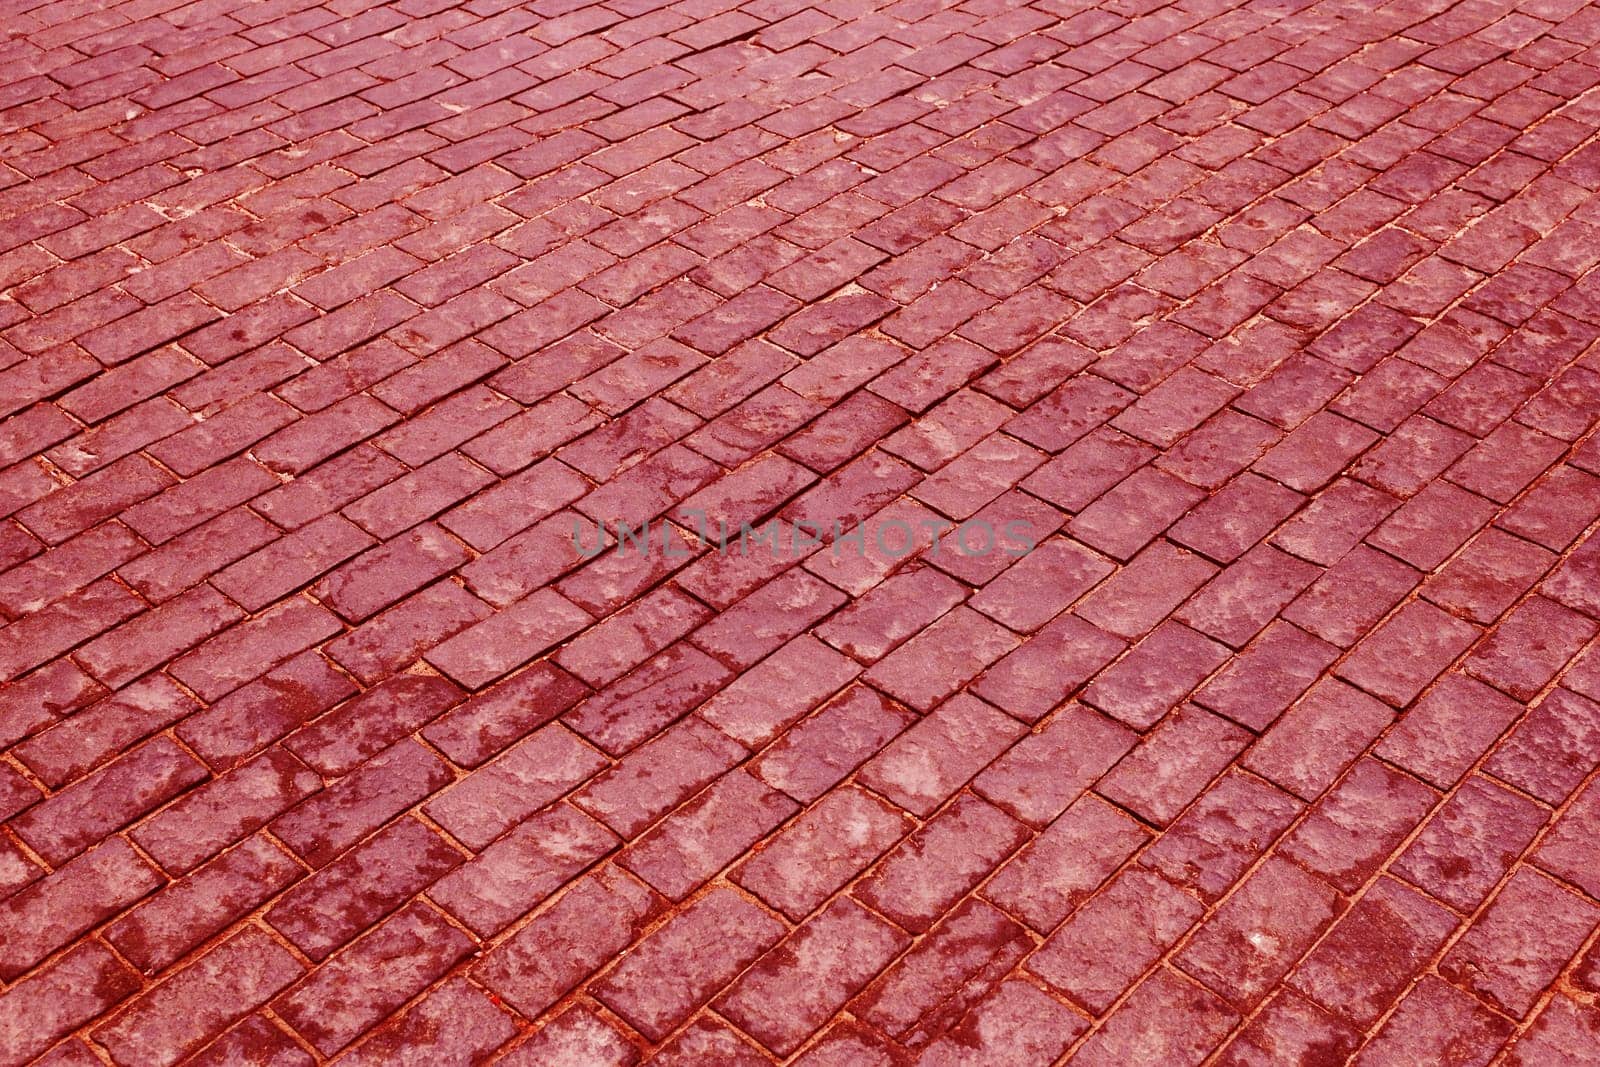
[1505,996,1600,1067]
[731,782,910,916]
[1213,991,1361,1067]
[1336,600,1481,707]
[1368,479,1498,571]
[621,769,799,900]
[1281,544,1420,648]
[275,902,473,1055]
[859,694,1027,816]
[441,458,588,549]
[169,597,342,701]
[920,979,1088,1067]
[12,737,207,865]
[286,674,460,776]
[1243,677,1394,801]
[4,1,1599,1047]
[1270,477,1399,565]
[1178,857,1345,1010]
[575,716,745,836]
[1499,464,1600,551]
[0,838,161,981]
[1353,976,1513,1067]
[271,740,452,867]
[105,834,302,975]
[1287,875,1455,1028]
[721,900,909,1057]
[1082,620,1230,729]
[18,454,174,546]
[428,803,615,937]
[592,887,785,1041]
[253,445,406,530]
[1394,775,1548,911]
[1072,968,1240,1067]
[334,978,517,1066]
[1440,867,1599,1020]
[323,580,492,683]
[474,863,661,1017]
[1067,465,1206,561]
[75,584,244,688]
[0,943,141,1066]
[751,684,917,802]
[1375,672,1522,790]
[94,926,305,1067]
[254,394,400,474]
[176,650,356,770]
[1195,620,1339,730]
[1029,867,1205,1013]
[854,794,1030,933]
[982,793,1148,933]
[423,723,605,849]
[496,1006,637,1066]
[691,567,845,668]
[863,606,1018,712]
[853,898,1031,1045]
[132,747,320,875]
[1099,704,1252,825]
[342,452,496,540]
[1537,774,1600,896]
[1073,543,1209,643]
[12,674,196,789]
[700,633,862,745]
[972,611,1126,723]
[424,588,593,687]
[184,1016,312,1067]
[1422,526,1557,623]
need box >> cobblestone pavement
[2,0,1600,1060]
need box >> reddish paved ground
[3,0,1600,1063]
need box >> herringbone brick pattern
[1,0,1599,1061]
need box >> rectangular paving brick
[715,898,909,1056]
[619,769,798,901]
[264,816,465,961]
[0,943,142,1066]
[274,902,474,1055]
[475,865,662,1019]
[93,926,305,1067]
[0,838,162,981]
[270,740,452,867]
[131,747,321,875]
[423,723,607,850]
[574,715,745,837]
[428,802,617,937]
[853,898,1031,1045]
[11,737,208,865]
[106,834,303,975]
[1175,857,1344,1011]
[698,634,862,746]
[858,693,1026,816]
[854,794,1030,934]
[3,2,1599,1061]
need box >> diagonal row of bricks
[2,0,1600,1062]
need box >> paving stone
[1174,857,1344,1011]
[1351,976,1513,1067]
[591,887,785,1042]
[4,2,1597,1058]
[853,794,1030,934]
[1394,775,1549,912]
[1438,867,1600,1020]
[852,898,1031,1046]
[716,898,909,1055]
[474,866,663,1020]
